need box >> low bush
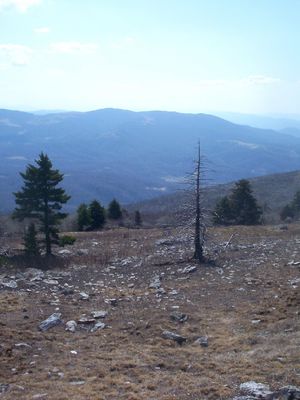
[59,235,76,247]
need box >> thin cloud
[0,0,41,12]
[196,75,280,88]
[34,27,50,34]
[49,42,98,54]
[0,44,33,66]
[242,75,281,85]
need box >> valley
[2,108,300,212]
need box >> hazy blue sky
[0,0,299,114]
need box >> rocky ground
[0,224,299,399]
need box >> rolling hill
[129,170,300,225]
[1,108,300,212]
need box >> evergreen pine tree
[230,179,262,225]
[292,190,300,213]
[134,210,142,226]
[212,180,262,226]
[108,199,122,220]
[88,200,106,230]
[13,153,70,255]
[212,196,232,225]
[77,203,91,231]
[280,204,295,221]
[24,223,39,256]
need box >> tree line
[280,191,300,221]
[12,153,142,256]
[8,151,296,259]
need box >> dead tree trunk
[193,143,205,262]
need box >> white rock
[38,313,62,332]
[90,322,106,332]
[240,381,272,398]
[79,292,89,300]
[58,249,72,255]
[43,279,59,285]
[182,266,197,274]
[23,268,44,281]
[65,320,77,333]
[1,279,17,289]
[91,311,107,319]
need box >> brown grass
[0,225,299,399]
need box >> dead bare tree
[193,142,204,262]
[177,142,209,263]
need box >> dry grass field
[0,224,299,399]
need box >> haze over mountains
[215,112,300,137]
[1,107,300,213]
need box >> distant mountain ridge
[215,111,300,135]
[1,107,300,212]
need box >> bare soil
[0,225,299,399]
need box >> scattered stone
[0,279,18,289]
[162,330,187,345]
[182,266,197,274]
[58,249,72,255]
[156,287,166,295]
[79,292,89,300]
[77,317,95,324]
[14,342,32,349]
[107,298,118,306]
[32,393,48,399]
[91,311,107,319]
[10,384,25,392]
[277,386,300,399]
[170,311,188,323]
[77,249,89,256]
[234,384,300,400]
[70,380,85,386]
[149,275,161,289]
[65,320,77,332]
[90,322,106,332]
[290,278,300,287]
[0,384,9,394]
[39,313,62,332]
[48,367,64,379]
[43,279,59,285]
[23,268,45,281]
[194,336,209,347]
[239,381,272,398]
[288,260,300,266]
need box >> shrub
[59,235,76,247]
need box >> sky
[0,0,299,114]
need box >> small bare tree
[193,143,205,261]
[179,142,208,263]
